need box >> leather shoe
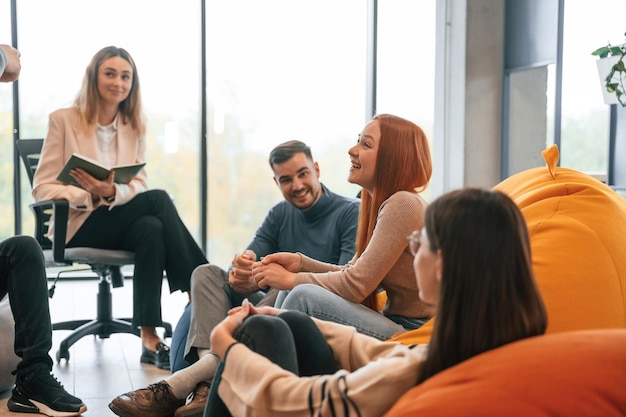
[174,381,211,417]
[109,380,184,417]
[140,342,171,370]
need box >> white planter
[596,54,624,105]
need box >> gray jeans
[184,264,277,362]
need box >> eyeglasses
[407,230,423,257]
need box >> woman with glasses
[204,188,548,417]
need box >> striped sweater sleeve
[218,318,427,417]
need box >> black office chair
[16,138,171,362]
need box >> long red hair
[356,114,432,309]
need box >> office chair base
[52,276,173,363]
[55,318,140,362]
[54,318,173,362]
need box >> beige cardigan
[219,318,428,417]
[295,191,434,319]
[32,107,147,242]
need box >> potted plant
[591,32,626,107]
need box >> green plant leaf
[593,33,626,106]
[591,46,611,57]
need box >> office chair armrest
[29,198,70,264]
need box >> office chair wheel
[56,348,70,363]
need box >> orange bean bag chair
[384,329,626,417]
[389,145,626,345]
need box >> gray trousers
[184,264,277,362]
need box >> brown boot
[174,381,211,417]
[109,380,184,417]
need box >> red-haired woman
[253,114,435,340]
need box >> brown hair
[356,114,432,309]
[268,140,314,169]
[74,46,145,137]
[418,188,547,383]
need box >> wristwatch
[104,195,115,203]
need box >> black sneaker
[8,370,87,416]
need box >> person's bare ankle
[140,327,162,351]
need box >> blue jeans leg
[281,284,410,340]
[170,303,192,373]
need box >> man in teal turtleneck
[184,140,360,368]
[108,140,359,417]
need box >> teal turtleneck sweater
[246,184,359,265]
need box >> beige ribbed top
[294,190,435,319]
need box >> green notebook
[57,153,146,188]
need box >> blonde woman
[33,46,207,370]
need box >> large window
[1,1,437,269]
[204,0,366,265]
[204,0,436,265]
[377,0,436,200]
[559,1,626,173]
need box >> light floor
[0,277,189,417]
